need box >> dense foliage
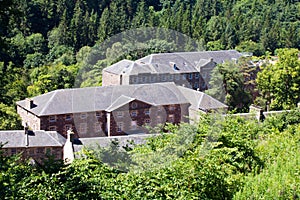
[257,48,300,110]
[1,111,300,199]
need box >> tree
[0,103,22,130]
[257,48,300,110]
[206,61,252,112]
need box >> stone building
[0,129,65,163]
[102,50,242,89]
[16,82,227,138]
[102,59,206,91]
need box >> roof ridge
[197,90,205,109]
[45,131,63,146]
[39,91,58,116]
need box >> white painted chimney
[63,129,75,164]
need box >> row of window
[116,114,175,132]
[4,147,61,157]
[115,106,177,118]
[48,114,176,134]
[48,106,178,122]
[49,122,103,133]
[131,73,200,83]
[48,112,103,122]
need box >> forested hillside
[0,0,299,128]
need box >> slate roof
[73,133,159,153]
[17,82,190,116]
[103,59,133,75]
[0,130,66,148]
[138,50,242,66]
[177,86,228,112]
[104,59,196,75]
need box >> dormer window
[170,62,180,71]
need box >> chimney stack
[64,129,75,164]
[25,98,34,109]
[24,123,29,147]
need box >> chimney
[63,129,75,164]
[24,123,29,147]
[67,128,74,142]
[25,98,34,109]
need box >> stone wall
[102,71,121,86]
[17,105,41,130]
[2,146,63,163]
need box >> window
[131,121,137,130]
[169,105,176,111]
[131,110,138,117]
[202,72,207,78]
[65,114,72,120]
[79,123,87,134]
[189,73,193,80]
[117,122,123,132]
[11,148,16,155]
[168,114,175,123]
[162,75,167,81]
[37,147,44,154]
[29,148,34,156]
[194,82,199,89]
[151,76,156,82]
[132,77,138,83]
[175,74,180,80]
[144,119,151,125]
[131,102,138,109]
[96,112,101,118]
[49,116,56,122]
[169,74,174,81]
[182,74,187,80]
[144,109,150,115]
[94,122,102,132]
[195,73,199,79]
[80,113,87,119]
[49,126,57,131]
[139,76,143,83]
[142,76,147,82]
[117,111,123,117]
